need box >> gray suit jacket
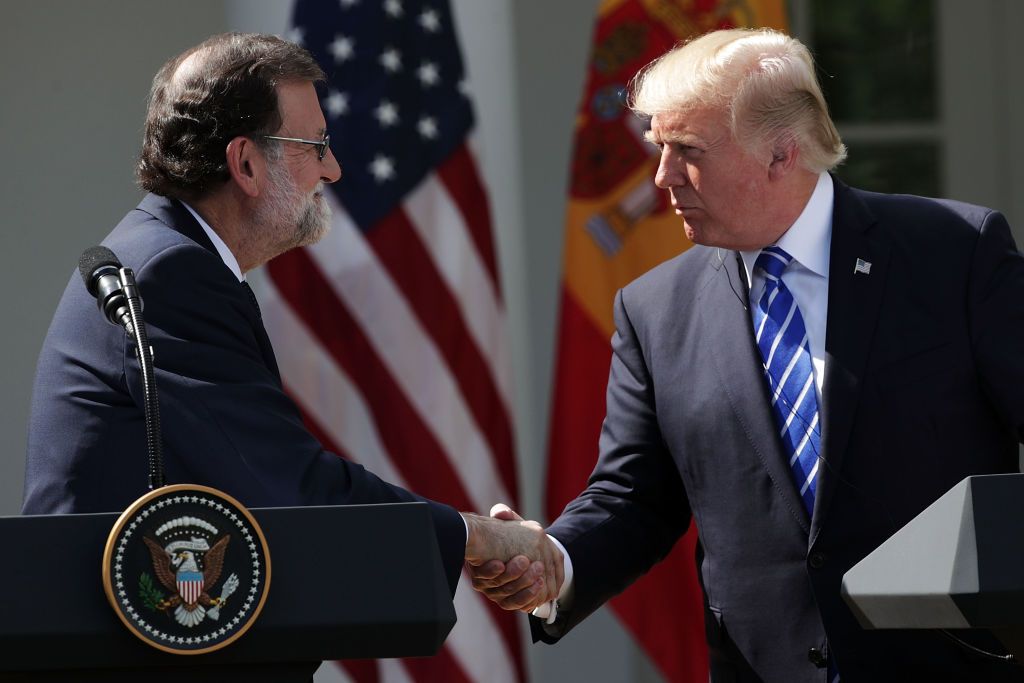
[538,178,1024,682]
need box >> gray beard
[252,159,332,260]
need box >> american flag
[259,1,524,681]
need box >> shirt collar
[181,202,244,283]
[740,171,834,283]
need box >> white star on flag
[417,61,440,87]
[419,9,441,32]
[374,100,399,127]
[324,90,348,117]
[275,2,524,681]
[369,154,395,181]
[329,35,354,63]
[380,47,402,73]
[417,116,439,139]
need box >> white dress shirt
[181,202,245,282]
[740,171,833,401]
[536,172,835,623]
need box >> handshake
[461,505,564,613]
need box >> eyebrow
[644,129,702,146]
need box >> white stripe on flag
[315,662,354,683]
[403,173,514,415]
[307,194,512,512]
[447,569,519,683]
[263,277,519,682]
[261,279,406,488]
[381,659,416,683]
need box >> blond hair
[630,29,846,172]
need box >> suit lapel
[138,193,218,254]
[136,194,283,384]
[810,179,890,542]
[699,248,811,534]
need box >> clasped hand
[463,504,563,612]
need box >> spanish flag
[545,1,787,680]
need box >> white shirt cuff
[532,534,573,624]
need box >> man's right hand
[463,504,564,611]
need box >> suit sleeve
[125,242,465,593]
[536,288,691,640]
[968,210,1024,443]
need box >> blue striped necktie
[752,246,821,517]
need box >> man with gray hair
[472,28,1024,681]
[24,33,561,680]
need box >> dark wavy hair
[137,33,325,200]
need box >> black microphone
[78,246,133,332]
[77,245,164,488]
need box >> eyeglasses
[261,133,331,161]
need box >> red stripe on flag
[289,392,354,464]
[285,387,526,683]
[401,649,474,683]
[268,249,469,509]
[436,144,502,297]
[545,288,613,516]
[365,208,518,502]
[269,251,525,682]
[338,659,380,683]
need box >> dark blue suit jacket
[24,193,465,591]
[538,179,1024,682]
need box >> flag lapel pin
[854,258,872,275]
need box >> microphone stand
[119,266,165,490]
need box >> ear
[225,136,264,198]
[767,139,799,181]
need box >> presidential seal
[102,484,271,655]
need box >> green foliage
[139,572,165,611]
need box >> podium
[0,502,456,682]
[842,473,1024,661]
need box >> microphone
[78,246,133,332]
[77,245,164,488]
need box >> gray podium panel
[843,474,1024,630]
[842,474,1024,661]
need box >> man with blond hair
[473,29,1024,681]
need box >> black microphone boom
[79,246,133,333]
[77,245,165,489]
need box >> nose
[654,147,685,190]
[322,146,342,184]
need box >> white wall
[0,0,226,515]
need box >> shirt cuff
[532,534,573,624]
